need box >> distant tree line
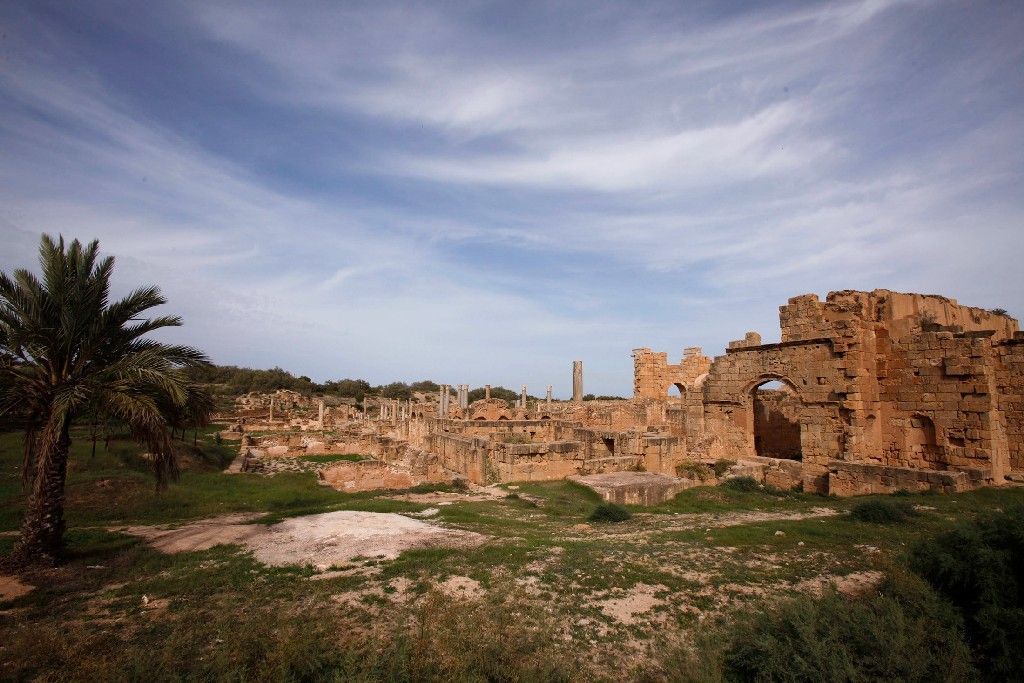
[185,365,441,402]
[184,365,630,405]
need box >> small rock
[141,594,149,606]
[774,530,785,537]
[797,541,805,546]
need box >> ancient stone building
[224,289,1022,498]
[635,289,1022,494]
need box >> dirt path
[117,511,486,570]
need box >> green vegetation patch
[911,505,1024,680]
[587,502,631,523]
[850,498,918,523]
[720,572,973,682]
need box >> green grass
[6,426,1024,681]
[0,427,427,531]
[850,498,918,523]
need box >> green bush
[850,498,918,523]
[722,572,974,682]
[713,459,736,478]
[911,506,1024,680]
[723,476,760,492]
[588,502,631,523]
[675,461,710,481]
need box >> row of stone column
[377,399,412,421]
[436,360,585,413]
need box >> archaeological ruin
[222,289,1024,500]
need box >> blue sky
[1,0,1022,396]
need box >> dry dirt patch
[0,575,33,602]
[118,513,266,553]
[794,570,884,597]
[599,583,667,625]
[439,575,484,600]
[118,511,486,570]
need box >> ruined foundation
[221,289,1023,498]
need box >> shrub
[721,572,974,682]
[588,502,631,523]
[675,461,710,481]
[723,476,760,492]
[713,459,736,478]
[850,499,918,523]
[910,506,1024,680]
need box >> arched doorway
[750,378,802,460]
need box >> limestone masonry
[221,289,1024,498]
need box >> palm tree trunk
[11,419,71,566]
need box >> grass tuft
[723,476,760,492]
[588,502,631,523]
[849,499,918,523]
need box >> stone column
[362,396,367,420]
[521,385,528,410]
[546,385,553,404]
[485,384,491,400]
[318,399,325,429]
[460,384,469,409]
[572,361,583,403]
[269,397,275,421]
[440,385,450,418]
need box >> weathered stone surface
[219,288,1022,499]
[569,472,694,505]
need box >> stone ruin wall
[997,340,1024,470]
[630,288,1022,494]
[220,289,1021,497]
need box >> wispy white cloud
[0,0,1021,394]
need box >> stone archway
[745,376,803,460]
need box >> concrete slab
[569,472,694,506]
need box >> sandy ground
[118,511,486,570]
[600,583,667,624]
[794,570,884,597]
[0,574,33,602]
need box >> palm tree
[0,234,211,566]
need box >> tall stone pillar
[521,385,528,410]
[318,399,325,429]
[460,384,469,409]
[440,385,450,418]
[572,361,583,403]
[485,384,491,400]
[546,385,553,404]
[362,396,367,420]
[269,397,275,421]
